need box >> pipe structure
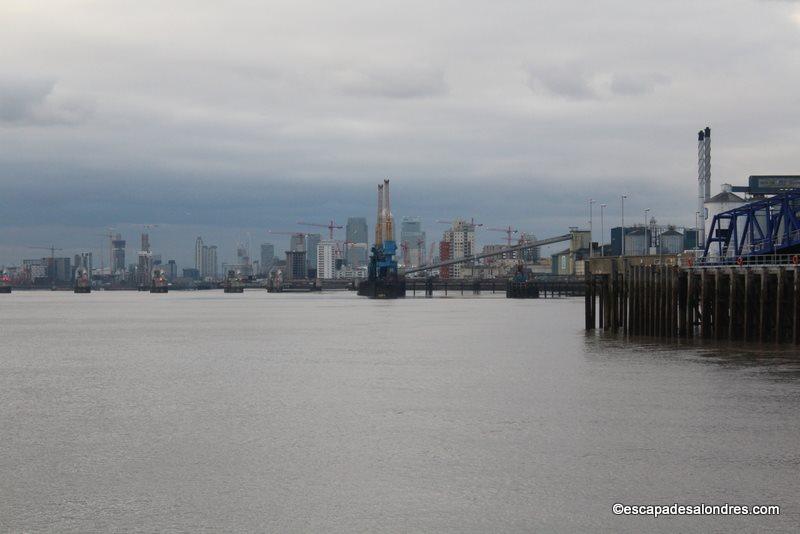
[404,233,572,274]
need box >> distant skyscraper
[111,234,126,275]
[138,233,152,285]
[346,217,368,244]
[285,250,307,280]
[195,237,204,273]
[290,233,305,252]
[207,245,218,279]
[400,216,426,268]
[519,232,540,262]
[260,243,275,274]
[441,219,476,278]
[346,243,369,268]
[166,260,178,281]
[306,233,321,271]
[316,240,335,279]
[346,217,369,267]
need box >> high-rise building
[201,245,209,277]
[260,243,275,275]
[346,217,369,267]
[346,243,369,267]
[519,232,540,262]
[111,234,126,275]
[306,233,321,271]
[207,246,218,279]
[400,216,426,268]
[441,219,476,278]
[316,240,336,279]
[166,260,178,281]
[236,243,251,276]
[195,237,204,274]
[290,233,306,252]
[346,217,368,244]
[285,250,307,280]
[137,233,152,285]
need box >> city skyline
[4,2,800,266]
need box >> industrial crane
[28,245,64,288]
[297,220,343,240]
[487,226,519,246]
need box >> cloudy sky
[2,0,800,266]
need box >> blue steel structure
[704,189,800,259]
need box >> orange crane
[487,226,519,246]
[297,220,343,240]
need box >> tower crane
[487,226,519,246]
[400,241,410,267]
[297,220,343,240]
[436,218,483,227]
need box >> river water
[1,291,798,532]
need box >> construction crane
[28,245,64,288]
[487,226,519,246]
[400,240,410,267]
[436,218,483,228]
[94,227,116,275]
[297,220,343,240]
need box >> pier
[586,255,800,343]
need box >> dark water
[1,291,798,533]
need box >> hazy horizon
[3,0,800,266]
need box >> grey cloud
[335,65,447,99]
[609,73,670,96]
[0,78,92,125]
[527,65,599,100]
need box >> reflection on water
[0,291,797,533]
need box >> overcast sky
[2,0,800,266]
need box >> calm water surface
[1,291,798,533]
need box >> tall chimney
[697,127,711,245]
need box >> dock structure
[586,256,800,344]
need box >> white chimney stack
[697,126,711,244]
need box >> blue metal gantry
[704,189,800,259]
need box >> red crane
[297,220,343,240]
[400,240,410,266]
[487,226,519,246]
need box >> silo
[624,227,647,256]
[659,229,684,254]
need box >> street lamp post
[600,204,607,256]
[644,208,650,255]
[589,199,595,258]
[695,211,700,250]
[621,195,627,256]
